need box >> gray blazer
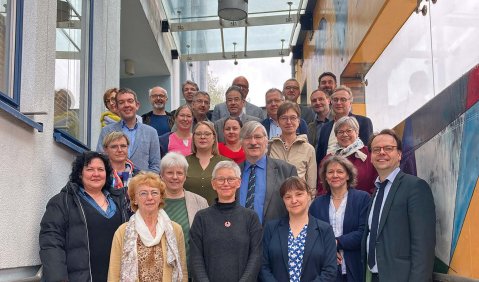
[238,157,298,224]
[361,170,436,281]
[212,101,266,122]
[184,190,209,227]
[96,121,161,173]
[214,114,262,143]
[299,104,315,124]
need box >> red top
[218,142,246,164]
[317,146,378,196]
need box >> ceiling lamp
[218,0,248,21]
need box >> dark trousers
[336,265,347,282]
[371,273,380,282]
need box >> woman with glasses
[100,88,121,128]
[184,121,230,205]
[259,176,337,282]
[310,156,370,282]
[108,172,187,281]
[40,152,129,282]
[218,116,246,164]
[317,116,377,195]
[268,101,317,195]
[190,161,262,282]
[159,104,194,158]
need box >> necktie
[245,164,256,209]
[368,180,388,269]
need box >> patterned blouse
[137,237,163,281]
[288,225,308,282]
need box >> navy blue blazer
[259,215,337,282]
[309,188,371,282]
[262,117,308,139]
[315,113,373,164]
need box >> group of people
[38,73,436,281]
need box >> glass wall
[0,0,16,101]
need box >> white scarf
[120,210,183,282]
[334,138,367,162]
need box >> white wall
[0,0,121,271]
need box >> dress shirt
[121,119,138,157]
[240,155,267,223]
[329,192,348,274]
[268,118,282,139]
[367,167,401,272]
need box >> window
[0,0,19,105]
[54,0,91,144]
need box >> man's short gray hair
[265,88,285,103]
[148,86,167,96]
[332,85,353,102]
[334,116,359,135]
[212,160,242,179]
[240,121,267,140]
[160,152,189,174]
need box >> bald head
[232,76,249,98]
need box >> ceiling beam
[180,49,290,62]
[168,14,299,32]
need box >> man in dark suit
[316,85,373,164]
[237,121,297,224]
[214,86,261,142]
[97,88,161,173]
[362,129,436,282]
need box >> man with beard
[141,86,174,136]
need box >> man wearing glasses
[362,129,435,282]
[282,78,315,124]
[211,76,266,121]
[141,86,174,136]
[315,85,373,164]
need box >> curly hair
[70,151,113,190]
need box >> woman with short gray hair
[317,116,377,195]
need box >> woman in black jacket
[39,151,129,282]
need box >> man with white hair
[238,121,297,224]
[141,86,174,136]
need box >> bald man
[211,76,266,121]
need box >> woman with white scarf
[108,172,187,282]
[317,116,377,195]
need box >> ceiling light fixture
[218,0,248,21]
[233,42,238,65]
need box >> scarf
[100,111,121,127]
[112,159,135,189]
[334,138,367,162]
[120,210,183,282]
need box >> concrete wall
[0,0,121,273]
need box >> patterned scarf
[112,159,135,189]
[120,210,183,282]
[334,138,367,162]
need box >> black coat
[39,182,129,282]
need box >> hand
[337,251,343,265]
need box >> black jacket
[39,182,129,282]
[141,110,175,131]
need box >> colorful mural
[395,65,479,278]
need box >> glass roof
[160,0,309,61]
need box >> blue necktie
[245,164,256,209]
[368,180,388,269]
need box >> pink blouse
[168,132,192,156]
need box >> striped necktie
[245,164,256,209]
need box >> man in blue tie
[237,121,297,224]
[362,129,436,282]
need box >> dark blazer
[361,171,436,281]
[316,113,373,164]
[238,157,298,224]
[259,215,337,282]
[262,118,309,139]
[158,131,172,158]
[299,104,315,124]
[310,188,371,282]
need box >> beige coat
[108,221,188,282]
[268,134,317,195]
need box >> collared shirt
[329,192,348,274]
[269,117,282,139]
[77,186,117,218]
[314,114,330,145]
[121,119,139,157]
[367,167,401,272]
[240,155,267,223]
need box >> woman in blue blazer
[260,176,337,282]
[310,155,371,282]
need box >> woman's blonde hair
[128,172,166,212]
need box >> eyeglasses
[337,129,355,136]
[105,97,116,104]
[266,98,283,105]
[284,86,300,91]
[137,190,161,199]
[371,146,397,154]
[194,131,214,137]
[279,116,298,122]
[243,135,265,141]
[108,144,128,150]
[214,177,239,184]
[194,99,210,105]
[332,97,350,103]
[150,94,167,100]
[226,97,243,103]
